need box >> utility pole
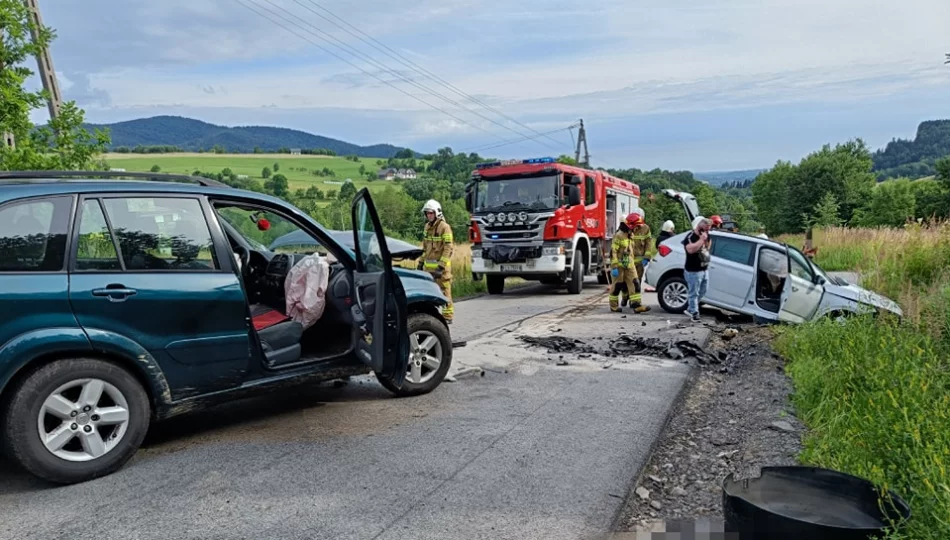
[1,28,14,149]
[574,118,590,167]
[24,0,61,121]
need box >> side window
[354,198,384,273]
[102,197,219,271]
[76,200,122,271]
[0,196,72,272]
[789,249,813,281]
[585,176,596,205]
[711,236,754,266]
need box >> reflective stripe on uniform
[439,257,451,266]
[441,234,453,242]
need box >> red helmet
[711,215,723,226]
[625,213,643,227]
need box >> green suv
[0,171,453,484]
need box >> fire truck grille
[479,222,543,242]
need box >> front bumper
[472,254,567,274]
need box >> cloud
[28,0,950,168]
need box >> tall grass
[774,224,950,539]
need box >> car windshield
[474,174,560,212]
[216,206,328,256]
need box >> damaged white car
[644,230,902,323]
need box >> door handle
[92,285,137,302]
[791,286,799,292]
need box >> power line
[246,0,563,152]
[462,124,578,154]
[298,0,567,150]
[234,0,508,143]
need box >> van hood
[823,282,902,317]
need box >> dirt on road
[616,323,805,532]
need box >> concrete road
[0,280,707,540]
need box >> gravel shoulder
[615,321,805,533]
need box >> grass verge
[774,224,950,539]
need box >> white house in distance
[377,167,417,180]
[290,148,301,155]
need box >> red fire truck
[463,157,641,295]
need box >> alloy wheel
[406,330,443,384]
[37,378,131,462]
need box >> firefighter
[625,212,652,313]
[710,215,724,230]
[608,213,639,313]
[417,199,454,323]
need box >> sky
[24,0,950,171]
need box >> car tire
[657,276,689,314]
[1,358,151,485]
[487,275,505,294]
[376,313,453,397]
[566,256,584,294]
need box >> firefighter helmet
[422,199,443,219]
[661,220,675,232]
[710,215,723,227]
[625,213,643,227]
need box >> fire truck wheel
[487,275,505,294]
[567,256,584,294]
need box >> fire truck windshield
[473,173,560,212]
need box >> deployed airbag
[284,254,329,329]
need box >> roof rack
[0,170,229,188]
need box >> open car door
[662,189,700,224]
[350,189,410,387]
[778,246,823,323]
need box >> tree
[0,3,110,170]
[394,148,414,159]
[265,173,289,198]
[936,156,950,189]
[851,179,916,228]
[556,155,578,165]
[359,164,366,176]
[806,192,843,228]
[909,178,949,220]
[262,167,271,179]
[150,165,161,172]
[339,180,358,202]
[273,162,280,172]
[212,145,225,154]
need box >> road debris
[619,325,803,530]
[721,328,739,340]
[635,487,651,500]
[518,336,597,354]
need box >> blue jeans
[685,270,708,316]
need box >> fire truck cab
[464,157,640,295]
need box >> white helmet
[661,220,675,232]
[422,199,443,219]
[691,216,707,230]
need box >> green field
[104,153,422,197]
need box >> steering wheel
[234,245,251,274]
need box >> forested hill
[82,116,407,157]
[873,119,950,179]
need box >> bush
[777,317,950,540]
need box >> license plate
[500,265,521,273]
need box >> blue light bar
[475,157,555,170]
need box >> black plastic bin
[722,466,911,540]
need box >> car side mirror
[568,174,582,185]
[463,182,475,213]
[566,185,581,207]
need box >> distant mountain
[83,115,407,158]
[693,169,766,186]
[872,120,950,180]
